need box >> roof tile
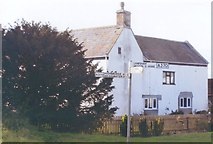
[73,26,123,58]
[135,35,208,65]
[72,26,208,65]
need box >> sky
[0,0,212,78]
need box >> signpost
[95,71,128,78]
[133,62,169,69]
[95,61,169,143]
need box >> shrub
[195,110,208,114]
[139,117,164,137]
[197,120,210,131]
[120,115,127,137]
[119,115,133,137]
[169,110,184,115]
[139,118,149,137]
[3,108,29,130]
[152,118,164,136]
[209,121,213,132]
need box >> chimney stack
[116,2,131,28]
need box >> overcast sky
[0,0,211,77]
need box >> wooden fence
[98,114,211,135]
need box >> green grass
[2,126,212,142]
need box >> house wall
[94,28,144,116]
[92,58,108,71]
[139,63,208,115]
[90,29,208,116]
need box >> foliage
[2,108,29,130]
[139,118,164,137]
[195,110,208,114]
[139,118,149,137]
[151,118,164,136]
[196,119,211,132]
[2,20,118,132]
[119,115,133,137]
[120,115,127,137]
[169,110,184,115]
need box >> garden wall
[98,114,211,135]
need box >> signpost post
[127,61,132,143]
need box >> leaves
[3,20,118,132]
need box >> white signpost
[95,61,169,143]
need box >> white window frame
[179,97,192,108]
[144,98,158,110]
[163,71,175,85]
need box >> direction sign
[133,62,146,67]
[133,62,169,69]
[156,63,169,69]
[130,67,143,73]
[95,72,128,78]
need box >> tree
[2,20,118,132]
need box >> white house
[73,2,208,116]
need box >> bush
[169,110,184,115]
[152,118,164,136]
[195,110,208,114]
[3,108,29,130]
[209,121,213,132]
[120,115,127,137]
[139,118,149,137]
[120,115,133,137]
[139,117,164,137]
[197,120,210,131]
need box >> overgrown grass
[2,125,212,142]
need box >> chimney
[116,2,131,28]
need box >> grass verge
[2,126,212,142]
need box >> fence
[98,114,211,135]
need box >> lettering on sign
[130,67,143,73]
[133,62,146,67]
[133,62,169,69]
[147,63,155,68]
[156,63,169,69]
[95,71,128,78]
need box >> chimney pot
[120,2,124,10]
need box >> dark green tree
[2,20,118,132]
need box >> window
[144,98,157,110]
[118,47,121,54]
[163,71,175,85]
[179,97,192,108]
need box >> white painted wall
[139,63,208,115]
[91,28,208,116]
[94,28,144,116]
[92,59,107,71]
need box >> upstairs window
[163,71,175,85]
[118,47,121,54]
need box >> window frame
[163,71,175,85]
[179,97,192,108]
[144,98,158,110]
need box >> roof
[72,26,208,65]
[72,26,123,58]
[135,35,208,65]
